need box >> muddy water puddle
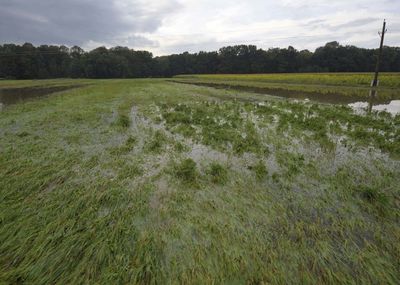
[0,85,85,107]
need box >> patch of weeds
[109,135,137,156]
[64,133,81,144]
[84,155,100,168]
[249,161,268,181]
[162,102,259,153]
[174,124,196,137]
[126,135,137,146]
[207,162,228,185]
[71,113,84,123]
[272,172,280,183]
[173,158,198,185]
[163,109,191,124]
[16,131,30,138]
[357,185,390,215]
[116,114,130,128]
[313,129,334,150]
[202,125,236,150]
[154,116,163,124]
[277,152,305,178]
[303,116,327,133]
[379,140,400,158]
[233,121,262,155]
[262,146,271,157]
[146,130,167,153]
[329,120,343,135]
[350,126,370,141]
[174,141,188,153]
[118,163,143,180]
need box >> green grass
[250,160,268,181]
[207,162,228,185]
[172,158,198,185]
[0,78,399,284]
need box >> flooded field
[170,80,363,103]
[171,80,400,115]
[0,78,399,284]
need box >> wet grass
[0,78,399,284]
[115,113,131,128]
[172,158,198,185]
[145,130,168,153]
[159,99,400,157]
[207,162,228,185]
[249,160,268,181]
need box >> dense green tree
[0,42,399,79]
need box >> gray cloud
[327,18,381,31]
[0,0,179,47]
[0,0,399,55]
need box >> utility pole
[372,20,387,87]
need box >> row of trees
[0,42,399,79]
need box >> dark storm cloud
[1,0,399,54]
[0,0,179,47]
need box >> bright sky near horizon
[1,0,399,55]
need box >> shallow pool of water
[0,85,84,107]
[348,100,400,115]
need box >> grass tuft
[118,163,143,180]
[173,158,198,184]
[249,161,268,181]
[109,136,137,156]
[146,130,167,153]
[357,186,390,214]
[207,162,228,185]
[116,114,130,128]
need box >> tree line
[0,41,399,79]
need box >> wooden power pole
[372,20,387,87]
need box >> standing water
[0,85,85,107]
[349,100,400,115]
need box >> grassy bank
[174,73,400,100]
[0,79,399,284]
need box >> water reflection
[348,90,400,116]
[0,85,85,107]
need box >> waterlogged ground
[0,84,87,106]
[0,79,399,284]
[173,73,400,104]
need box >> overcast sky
[1,0,399,55]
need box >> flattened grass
[0,78,399,284]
